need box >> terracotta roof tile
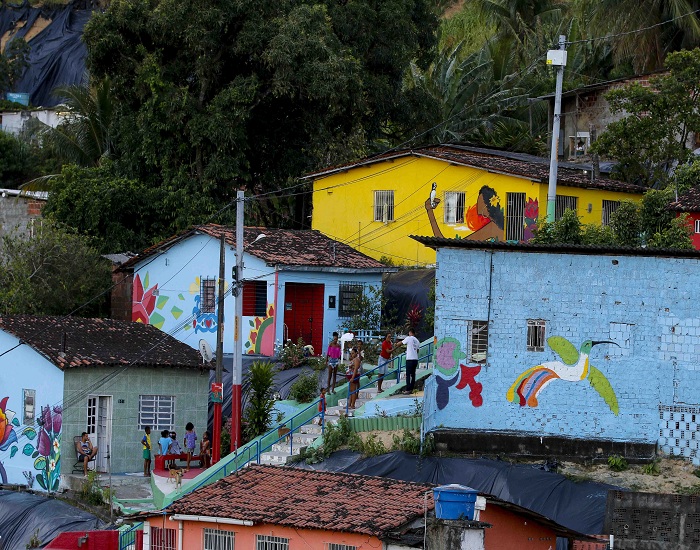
[167,464,434,537]
[119,226,387,272]
[669,187,700,212]
[0,315,202,370]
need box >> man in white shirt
[401,328,420,394]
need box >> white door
[86,395,112,472]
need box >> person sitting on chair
[76,432,98,476]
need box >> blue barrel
[433,484,479,520]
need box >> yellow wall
[311,156,642,266]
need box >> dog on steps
[168,467,184,488]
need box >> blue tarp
[1,5,93,107]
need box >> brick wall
[0,194,44,238]
[429,248,700,461]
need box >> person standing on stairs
[377,333,394,394]
[402,328,420,394]
[348,349,362,410]
[326,332,342,394]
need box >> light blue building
[415,237,700,462]
[118,225,390,356]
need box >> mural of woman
[424,184,504,241]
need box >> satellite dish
[199,339,213,363]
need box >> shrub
[243,361,276,440]
[80,471,104,506]
[360,433,387,457]
[391,429,421,455]
[279,338,306,370]
[289,370,318,403]
[642,459,661,476]
[608,454,628,472]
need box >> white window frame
[443,191,465,224]
[555,195,578,220]
[695,219,700,234]
[256,535,289,550]
[151,526,177,550]
[373,190,394,223]
[527,319,546,352]
[138,395,175,431]
[468,321,488,363]
[204,528,235,550]
[23,389,36,426]
[602,200,620,226]
[326,544,358,550]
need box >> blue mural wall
[0,331,64,489]
[427,247,700,462]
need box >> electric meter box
[546,50,567,66]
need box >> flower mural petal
[150,312,166,329]
[10,446,17,458]
[156,295,169,310]
[171,306,183,319]
[37,428,51,456]
[133,274,144,302]
[52,406,62,434]
[0,430,16,451]
[23,427,37,440]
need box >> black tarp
[0,490,106,549]
[299,450,618,537]
[1,5,93,107]
[383,269,434,341]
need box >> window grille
[23,389,36,426]
[326,544,358,550]
[139,395,175,431]
[468,321,488,363]
[443,192,465,224]
[151,527,177,550]
[602,200,620,226]
[201,278,216,313]
[695,219,700,234]
[256,535,289,550]
[338,282,364,318]
[204,528,235,550]
[243,280,267,316]
[527,319,546,352]
[506,192,526,241]
[373,190,394,222]
[86,397,97,436]
[555,195,578,220]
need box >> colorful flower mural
[245,304,275,355]
[523,198,539,241]
[433,338,484,410]
[506,336,619,415]
[0,397,18,483]
[132,272,160,325]
[31,405,62,491]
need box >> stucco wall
[0,193,43,238]
[63,366,208,474]
[428,247,700,460]
[0,331,64,489]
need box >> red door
[283,283,324,354]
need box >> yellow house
[306,145,646,265]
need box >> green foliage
[0,131,32,185]
[42,162,168,254]
[642,459,661,476]
[288,370,319,404]
[79,471,105,506]
[359,433,387,457]
[279,338,306,371]
[423,281,436,336]
[673,159,700,195]
[0,222,112,316]
[0,38,29,94]
[347,285,384,332]
[243,361,277,440]
[532,209,583,245]
[391,429,422,455]
[220,417,231,457]
[607,454,629,472]
[26,529,41,549]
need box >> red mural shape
[132,274,158,323]
[456,364,484,407]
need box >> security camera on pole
[546,35,567,223]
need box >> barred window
[374,190,394,222]
[243,280,267,316]
[151,527,176,550]
[326,544,358,550]
[555,195,578,220]
[443,192,465,224]
[23,389,36,426]
[695,219,700,234]
[527,319,546,352]
[200,277,216,313]
[256,535,289,550]
[468,321,488,363]
[139,395,175,431]
[204,528,235,550]
[506,192,526,241]
[338,282,363,318]
[602,200,620,226]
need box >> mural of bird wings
[547,336,579,365]
[506,366,560,407]
[588,365,619,416]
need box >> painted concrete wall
[62,366,208,474]
[0,331,64,490]
[427,247,700,459]
[480,505,557,550]
[132,233,383,356]
[144,518,379,549]
[0,192,44,238]
[0,109,63,135]
[312,156,641,266]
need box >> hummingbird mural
[506,336,620,415]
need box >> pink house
[141,464,435,549]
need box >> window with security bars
[151,527,176,550]
[23,389,35,426]
[602,200,620,226]
[139,395,175,431]
[695,219,700,234]
[204,528,235,550]
[468,321,488,363]
[527,319,546,352]
[326,544,358,550]
[555,195,578,220]
[506,192,526,241]
[338,282,363,318]
[256,535,289,550]
[243,280,267,316]
[443,192,465,223]
[373,190,394,222]
[200,277,216,313]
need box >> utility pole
[232,190,244,451]
[546,35,567,223]
[212,233,225,464]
